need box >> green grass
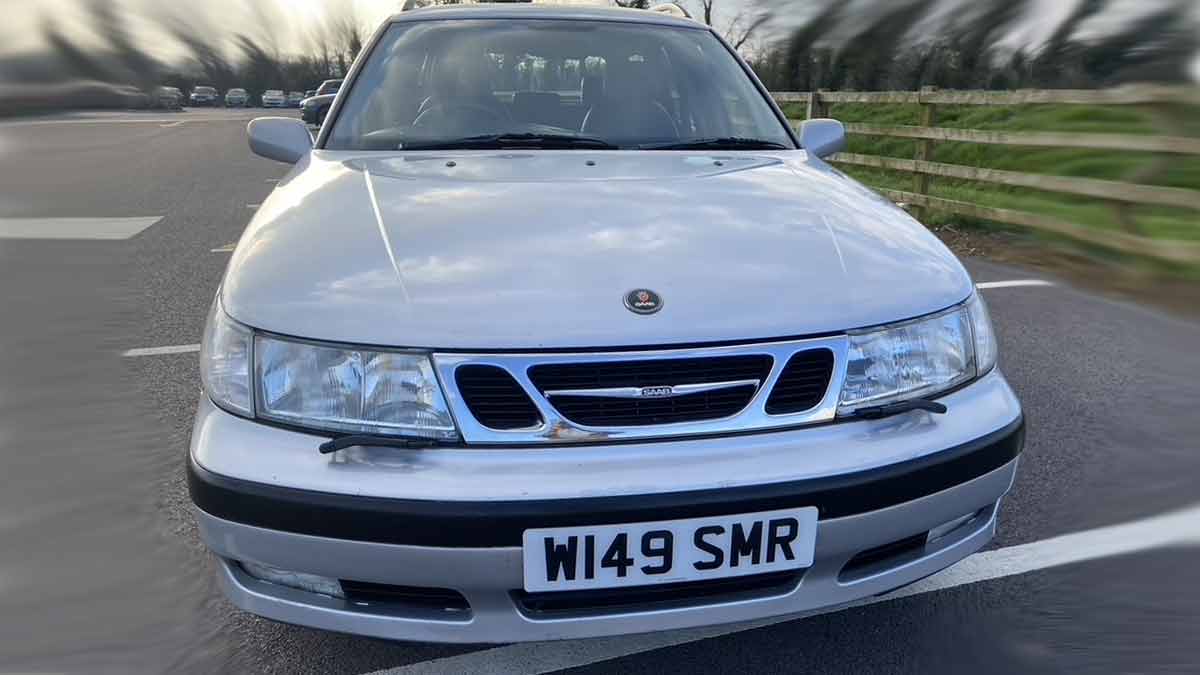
[780,100,1200,248]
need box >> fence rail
[770,85,1200,263]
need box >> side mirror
[248,117,312,164]
[799,118,846,159]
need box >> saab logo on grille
[639,385,675,398]
[624,288,663,315]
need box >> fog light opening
[240,560,345,599]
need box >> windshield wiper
[400,133,617,150]
[851,399,948,420]
[319,434,459,454]
[639,137,790,151]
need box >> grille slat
[764,349,835,414]
[455,365,542,430]
[529,355,772,427]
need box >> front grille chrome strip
[542,379,762,400]
[433,336,848,445]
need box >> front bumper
[189,370,1023,642]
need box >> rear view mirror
[248,117,313,164]
[799,119,846,159]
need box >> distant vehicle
[315,79,342,96]
[261,89,287,108]
[287,91,305,107]
[156,86,183,110]
[190,85,219,107]
[304,89,317,98]
[225,88,249,107]
[300,92,336,126]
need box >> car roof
[390,4,701,30]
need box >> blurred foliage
[752,0,1199,91]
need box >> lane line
[212,243,236,253]
[1,116,262,127]
[247,203,261,209]
[373,502,1200,675]
[976,279,1053,290]
[159,121,184,128]
[0,217,161,240]
[122,344,200,357]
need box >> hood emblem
[624,288,663,315]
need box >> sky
[3,0,1197,77]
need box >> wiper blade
[851,399,948,420]
[318,434,459,454]
[639,137,790,151]
[401,133,617,150]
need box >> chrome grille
[529,355,772,426]
[434,336,849,445]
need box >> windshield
[326,19,794,151]
[229,89,246,95]
[195,87,216,94]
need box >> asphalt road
[1,109,1197,674]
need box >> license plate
[522,507,818,593]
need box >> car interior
[332,21,784,150]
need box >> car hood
[222,151,973,349]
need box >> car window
[326,19,793,151]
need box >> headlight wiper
[319,434,460,454]
[400,133,617,150]
[851,399,948,420]
[638,137,790,151]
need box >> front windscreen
[326,19,794,151]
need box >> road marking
[122,344,200,357]
[159,121,184,128]
[0,217,161,240]
[373,502,1200,675]
[247,203,261,209]
[212,243,236,253]
[976,279,1054,290]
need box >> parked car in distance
[190,85,218,107]
[225,88,249,107]
[315,78,342,96]
[287,91,305,107]
[196,4,1023,645]
[305,89,317,98]
[300,92,336,126]
[261,89,286,108]
[155,86,183,110]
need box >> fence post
[912,86,938,222]
[805,90,825,120]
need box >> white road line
[373,502,1200,675]
[247,203,261,209]
[976,279,1054,290]
[265,178,280,184]
[212,243,236,253]
[0,217,161,240]
[159,121,184,128]
[122,344,200,357]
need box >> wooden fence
[769,85,1200,264]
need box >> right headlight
[837,294,997,415]
[200,296,458,440]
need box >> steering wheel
[412,102,508,131]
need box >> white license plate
[522,507,818,593]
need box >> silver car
[191,5,1022,643]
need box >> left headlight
[200,297,458,440]
[837,294,997,415]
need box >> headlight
[838,295,996,415]
[200,296,458,440]
[200,297,253,416]
[255,334,457,440]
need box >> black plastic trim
[189,415,1023,548]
